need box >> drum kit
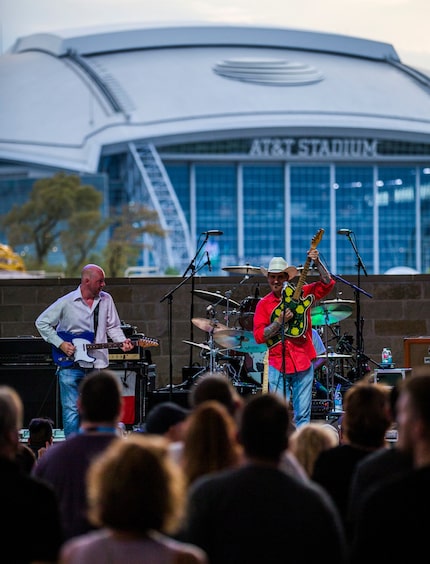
[311,296,357,408]
[183,262,357,400]
[182,264,265,391]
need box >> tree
[103,204,166,276]
[1,173,109,273]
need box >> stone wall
[0,274,429,388]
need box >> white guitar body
[71,338,97,364]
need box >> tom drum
[238,297,260,331]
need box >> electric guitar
[268,228,324,342]
[52,330,159,367]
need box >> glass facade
[163,138,430,275]
[1,137,430,275]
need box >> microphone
[206,251,212,272]
[201,230,224,236]
[337,229,352,235]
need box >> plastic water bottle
[334,383,343,412]
[381,348,393,367]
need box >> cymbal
[222,265,261,275]
[193,289,240,308]
[321,298,355,305]
[311,301,353,326]
[214,329,267,354]
[183,340,211,351]
[316,352,353,359]
[191,318,229,333]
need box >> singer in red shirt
[253,251,335,427]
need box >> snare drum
[238,297,260,331]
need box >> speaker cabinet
[0,365,60,427]
[147,390,190,413]
[403,337,430,368]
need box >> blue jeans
[268,364,314,427]
[57,366,93,437]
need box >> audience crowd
[6,365,429,563]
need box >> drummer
[253,253,335,428]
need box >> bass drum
[238,297,261,331]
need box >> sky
[1,0,430,70]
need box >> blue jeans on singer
[57,366,94,437]
[268,364,314,428]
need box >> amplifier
[311,399,332,419]
[0,336,52,365]
[373,368,411,387]
[403,337,430,368]
[109,352,141,361]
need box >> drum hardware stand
[136,361,150,427]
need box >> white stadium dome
[1,23,430,274]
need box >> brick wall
[0,274,429,388]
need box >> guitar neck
[87,342,123,351]
[292,257,311,301]
[87,338,159,351]
[291,228,324,301]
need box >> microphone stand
[331,253,373,380]
[182,233,210,368]
[160,258,210,400]
[280,288,288,399]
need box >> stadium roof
[1,22,430,172]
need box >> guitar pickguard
[267,285,315,344]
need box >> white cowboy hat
[260,256,299,279]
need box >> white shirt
[35,286,126,368]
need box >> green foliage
[0,173,165,277]
[102,204,166,276]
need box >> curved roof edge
[10,22,400,62]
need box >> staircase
[126,142,193,272]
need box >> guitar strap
[93,302,100,341]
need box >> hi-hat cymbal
[222,265,261,275]
[316,352,353,359]
[191,318,229,333]
[311,301,353,326]
[183,340,211,352]
[193,289,240,308]
[214,329,267,354]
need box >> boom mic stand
[160,257,210,400]
[182,232,212,368]
[331,238,373,380]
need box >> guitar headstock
[136,336,160,348]
[311,228,324,249]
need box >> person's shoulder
[174,545,208,564]
[357,446,410,472]
[99,290,112,299]
[159,534,208,564]
[33,433,92,468]
[19,468,58,499]
[60,529,110,561]
[189,465,242,496]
